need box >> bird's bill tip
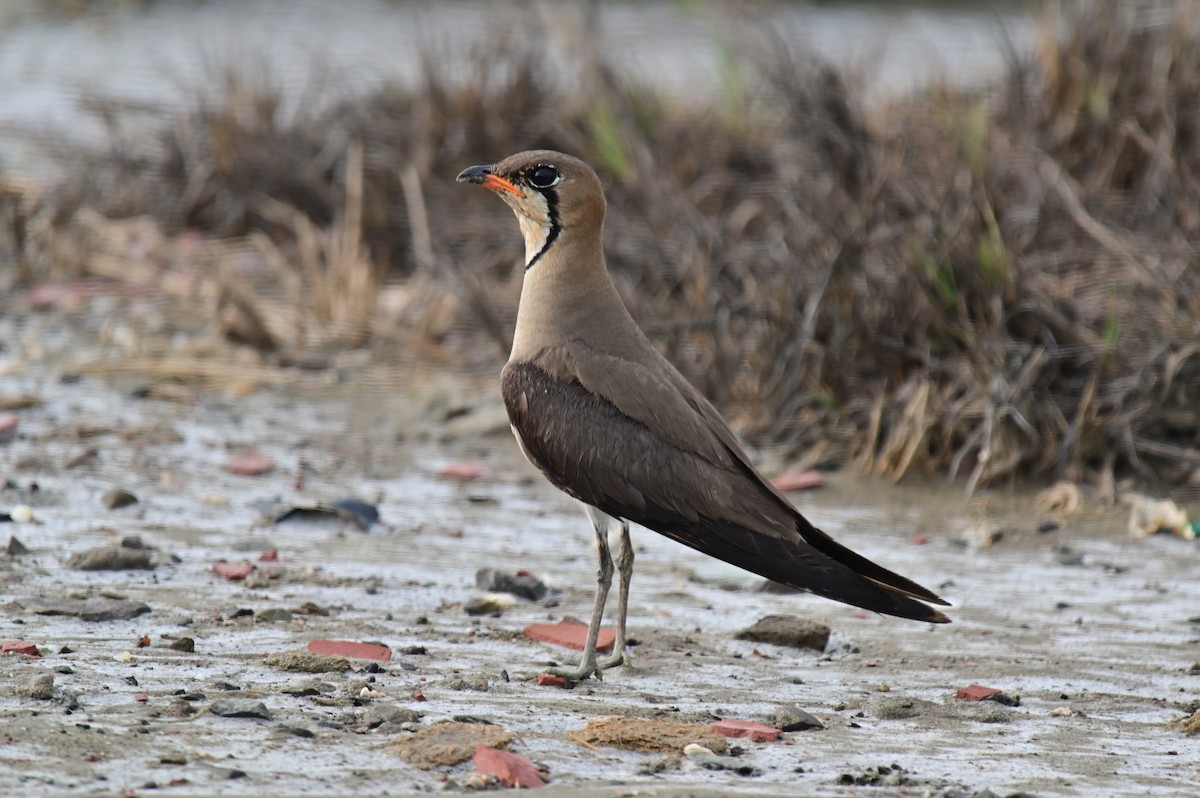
[456,164,521,196]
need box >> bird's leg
[598,520,633,671]
[548,505,614,681]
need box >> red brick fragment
[0,413,17,441]
[770,470,826,492]
[306,639,392,661]
[258,548,279,562]
[133,693,148,703]
[411,688,426,702]
[212,561,254,580]
[136,635,151,648]
[710,719,782,742]
[437,462,490,480]
[912,532,929,545]
[523,622,614,653]
[536,673,568,688]
[956,683,1002,701]
[2,640,41,658]
[473,745,547,788]
[226,451,275,476]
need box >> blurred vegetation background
[1,1,1198,496]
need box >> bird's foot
[597,647,632,672]
[548,655,599,682]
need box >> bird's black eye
[528,165,560,189]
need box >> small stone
[683,743,759,776]
[16,673,55,700]
[361,703,423,730]
[464,594,516,617]
[165,699,197,718]
[772,705,824,731]
[475,568,549,601]
[255,608,293,623]
[68,538,155,570]
[101,488,139,510]
[735,615,830,651]
[168,637,195,653]
[209,699,272,720]
[437,463,490,481]
[6,536,29,556]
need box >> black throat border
[525,188,561,271]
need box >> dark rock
[101,488,139,510]
[168,637,195,653]
[735,615,830,651]
[6,596,151,621]
[475,567,549,601]
[772,705,824,731]
[463,595,512,617]
[360,703,422,730]
[210,699,272,720]
[6,535,29,556]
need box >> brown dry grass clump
[3,5,1199,493]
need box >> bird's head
[456,150,605,269]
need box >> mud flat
[1,335,1197,797]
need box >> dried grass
[4,4,1200,492]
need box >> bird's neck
[509,231,640,363]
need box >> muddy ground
[1,314,1199,798]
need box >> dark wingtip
[456,164,493,184]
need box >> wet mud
[1,348,1198,797]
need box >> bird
[456,150,949,680]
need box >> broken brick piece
[770,470,826,492]
[956,683,1002,701]
[473,745,547,788]
[1,640,41,658]
[212,561,255,581]
[710,719,782,742]
[306,639,392,662]
[523,622,614,653]
[536,673,568,688]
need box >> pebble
[67,537,156,570]
[735,615,831,652]
[683,743,758,775]
[391,721,514,769]
[226,451,275,476]
[772,705,824,731]
[168,637,196,652]
[16,672,55,700]
[869,695,935,720]
[6,536,29,556]
[464,594,516,617]
[360,703,423,730]
[475,567,549,601]
[209,698,272,720]
[101,488,139,510]
[256,608,294,623]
